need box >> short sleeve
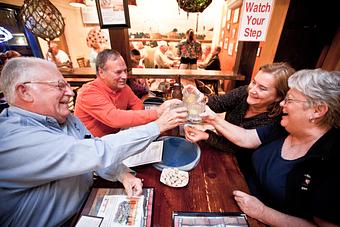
[256,122,287,145]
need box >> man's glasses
[23,80,71,91]
[283,96,309,105]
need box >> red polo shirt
[74,78,158,137]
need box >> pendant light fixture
[20,0,65,41]
[69,0,87,8]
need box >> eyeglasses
[283,96,309,105]
[23,80,71,91]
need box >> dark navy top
[252,124,340,225]
[252,137,302,210]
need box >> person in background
[154,41,174,69]
[177,29,202,86]
[74,49,182,137]
[0,50,21,112]
[134,41,147,66]
[197,46,222,95]
[200,45,212,65]
[0,50,21,75]
[86,27,109,68]
[130,48,144,68]
[184,62,295,181]
[201,46,221,70]
[185,69,340,226]
[0,57,188,227]
[46,41,71,67]
[177,28,202,70]
[0,50,21,66]
[127,49,149,99]
[165,44,178,62]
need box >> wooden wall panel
[252,0,290,78]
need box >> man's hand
[121,172,143,198]
[155,102,188,133]
[156,99,184,117]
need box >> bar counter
[80,142,264,227]
[130,68,245,81]
[62,68,245,87]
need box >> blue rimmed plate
[153,136,201,171]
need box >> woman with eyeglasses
[185,69,340,226]
[184,62,295,181]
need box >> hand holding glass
[183,92,206,124]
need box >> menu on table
[172,211,249,227]
[76,188,154,227]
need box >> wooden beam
[108,28,131,69]
[234,41,259,87]
[252,0,291,78]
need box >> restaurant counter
[61,68,244,87]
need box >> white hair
[288,69,340,128]
[0,57,57,104]
[158,41,168,47]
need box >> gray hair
[0,57,57,104]
[96,49,122,75]
[288,69,340,128]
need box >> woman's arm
[233,190,318,227]
[203,106,261,149]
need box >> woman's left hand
[184,125,209,143]
[233,190,265,219]
[121,172,143,198]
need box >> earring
[309,116,315,123]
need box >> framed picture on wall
[228,42,234,56]
[224,38,229,50]
[95,0,130,28]
[226,9,232,21]
[232,28,237,38]
[232,8,240,23]
[226,23,231,31]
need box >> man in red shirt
[74,49,178,137]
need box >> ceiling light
[69,0,87,8]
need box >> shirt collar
[93,77,121,95]
[6,106,62,127]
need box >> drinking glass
[183,92,206,124]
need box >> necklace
[289,136,316,149]
[283,135,316,160]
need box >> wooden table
[80,142,264,227]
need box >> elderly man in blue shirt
[0,57,187,227]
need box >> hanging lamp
[20,0,65,41]
[69,0,87,8]
[176,0,212,13]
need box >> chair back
[76,57,89,68]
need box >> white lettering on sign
[238,0,274,42]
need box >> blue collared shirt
[0,107,159,227]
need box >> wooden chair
[195,80,214,96]
[76,57,90,68]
